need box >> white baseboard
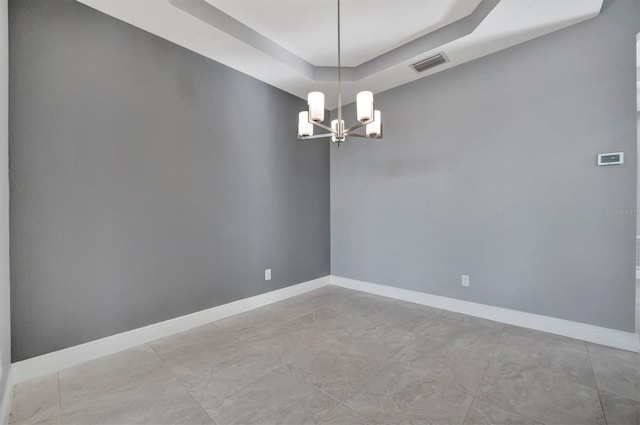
[11,276,330,385]
[0,366,13,425]
[331,275,640,353]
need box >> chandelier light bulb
[307,92,325,122]
[298,111,314,137]
[356,91,374,123]
[366,110,382,137]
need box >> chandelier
[297,0,383,145]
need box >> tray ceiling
[204,0,482,67]
[76,0,603,108]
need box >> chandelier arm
[343,121,367,135]
[309,120,337,134]
[346,132,383,139]
[297,132,335,140]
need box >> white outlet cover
[265,269,271,281]
[461,275,470,287]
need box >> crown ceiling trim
[168,0,316,80]
[74,0,605,109]
[169,0,500,82]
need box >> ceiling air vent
[410,53,449,73]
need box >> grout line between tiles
[55,372,62,425]
[337,401,378,422]
[459,325,549,425]
[147,341,164,360]
[162,351,219,425]
[145,339,220,424]
[468,330,561,425]
[303,376,349,406]
[460,325,503,425]
[585,344,609,425]
[285,334,384,406]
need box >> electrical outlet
[461,275,470,287]
[265,269,271,281]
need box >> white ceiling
[76,0,603,109]
[205,0,481,67]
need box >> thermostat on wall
[597,152,624,166]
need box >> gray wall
[10,0,329,361]
[331,0,638,332]
[636,114,639,333]
[0,0,9,405]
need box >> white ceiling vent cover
[410,53,449,73]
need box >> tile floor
[8,286,640,425]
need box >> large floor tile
[62,370,212,425]
[392,336,490,395]
[149,322,231,365]
[283,286,358,313]
[158,322,288,367]
[214,306,290,334]
[440,311,505,331]
[59,345,211,425]
[503,325,586,352]
[477,359,606,425]
[587,342,640,363]
[319,405,392,425]
[9,374,61,425]
[346,363,473,425]
[492,331,596,388]
[286,305,370,339]
[590,351,640,402]
[211,368,340,425]
[330,321,417,363]
[171,349,279,415]
[362,300,441,331]
[260,286,356,321]
[260,296,324,322]
[335,292,399,319]
[463,399,538,425]
[59,345,164,396]
[389,299,443,317]
[245,320,331,365]
[599,391,640,425]
[410,316,503,356]
[287,337,387,401]
[176,325,282,368]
